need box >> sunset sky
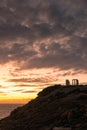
[0,0,87,103]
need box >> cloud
[0,0,87,72]
[0,91,7,95]
[25,38,87,71]
[22,90,37,93]
[0,43,37,64]
[8,76,57,84]
[0,85,6,88]
[11,89,36,93]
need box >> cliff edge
[0,85,87,130]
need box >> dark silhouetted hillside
[0,85,87,130]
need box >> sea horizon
[0,103,24,119]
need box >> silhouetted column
[66,80,70,86]
[72,79,79,86]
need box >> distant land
[0,84,87,130]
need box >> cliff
[0,85,87,130]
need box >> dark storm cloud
[28,37,87,71]
[0,43,36,64]
[0,24,31,41]
[0,0,87,71]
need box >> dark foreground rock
[0,85,87,130]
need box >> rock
[53,127,71,130]
[0,85,87,130]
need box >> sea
[0,104,23,120]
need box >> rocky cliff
[0,85,87,130]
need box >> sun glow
[0,62,87,104]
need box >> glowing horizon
[0,0,87,103]
[0,62,87,103]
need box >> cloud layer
[0,0,87,102]
[0,0,87,71]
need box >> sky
[0,0,87,103]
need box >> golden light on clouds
[0,63,59,103]
[0,61,87,103]
[0,0,87,103]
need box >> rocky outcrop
[0,85,87,130]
